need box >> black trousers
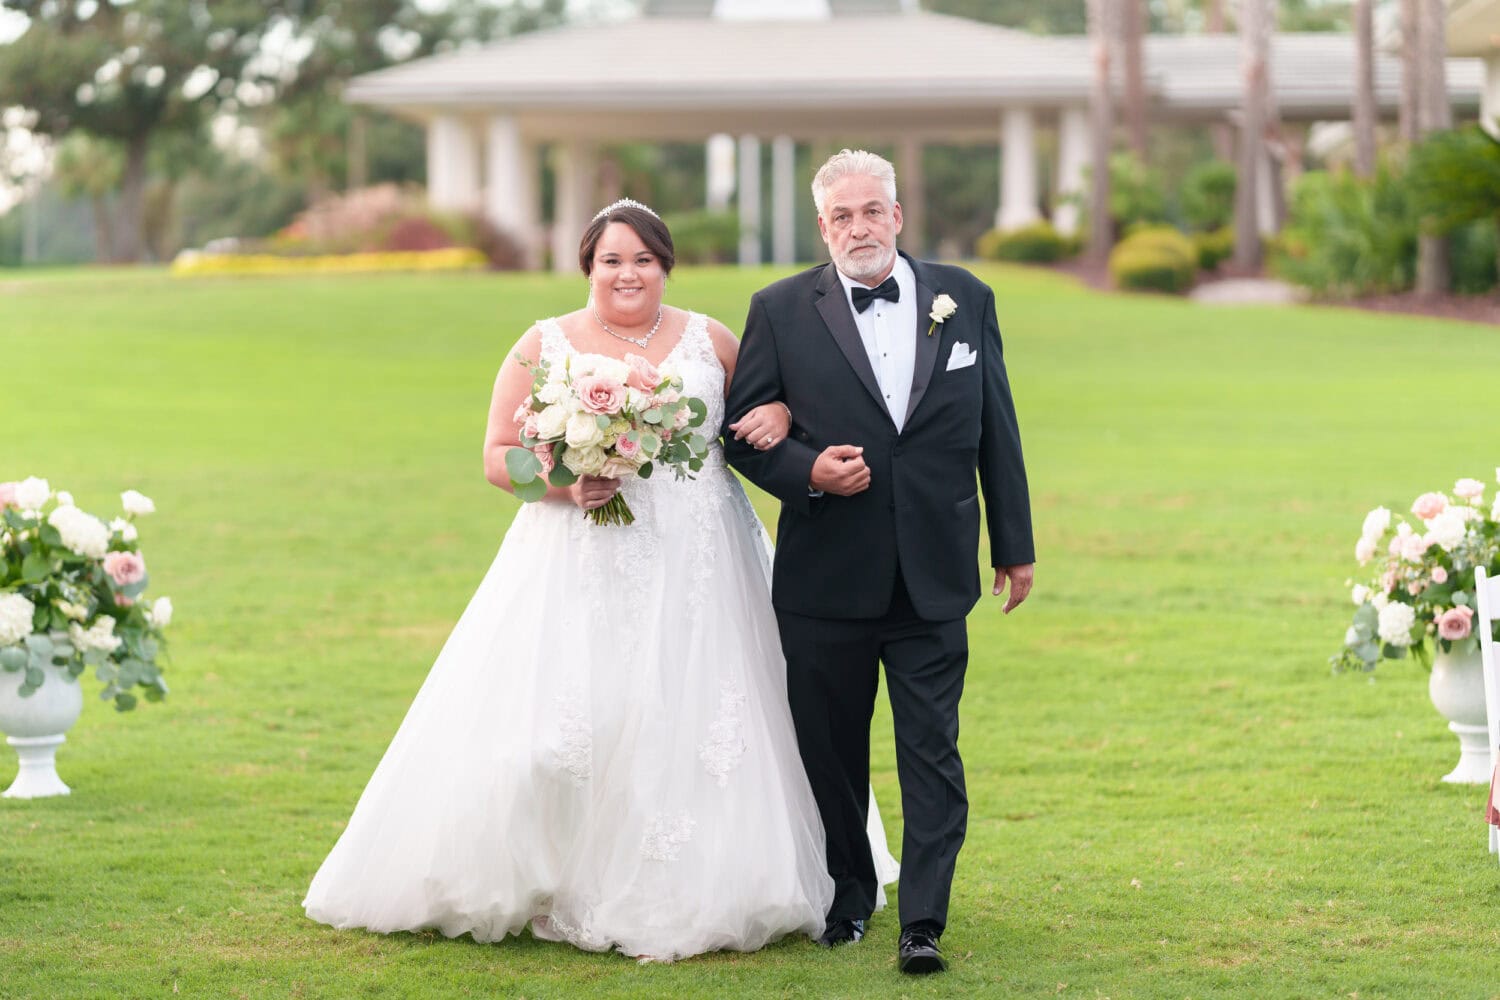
[777,570,969,932]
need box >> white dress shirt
[836,255,918,431]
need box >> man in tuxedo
[723,149,1034,975]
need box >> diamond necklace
[592,304,663,349]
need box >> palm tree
[1352,0,1377,177]
[1398,0,1420,145]
[1087,0,1114,265]
[1414,0,1452,296]
[1121,0,1148,159]
[1232,0,1270,271]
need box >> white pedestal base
[3,734,71,799]
[1440,722,1491,785]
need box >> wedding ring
[764,435,773,444]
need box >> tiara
[593,198,659,221]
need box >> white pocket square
[945,342,976,371]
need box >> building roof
[1446,0,1500,57]
[345,10,1483,138]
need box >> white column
[551,141,598,274]
[485,115,540,269]
[1255,143,1277,237]
[996,107,1041,232]
[1483,54,1500,139]
[771,135,796,266]
[706,134,736,211]
[737,135,762,267]
[426,115,480,212]
[896,136,924,257]
[1053,106,1090,236]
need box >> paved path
[1190,278,1305,305]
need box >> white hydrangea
[0,592,36,646]
[69,617,122,654]
[48,504,110,559]
[14,477,50,512]
[120,490,155,516]
[536,382,569,406]
[55,490,74,507]
[109,518,139,543]
[1351,584,1371,605]
[147,596,173,629]
[1360,506,1391,541]
[1423,509,1468,553]
[1377,601,1416,646]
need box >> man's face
[817,173,903,284]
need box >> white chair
[1474,566,1500,859]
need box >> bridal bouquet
[506,353,711,526]
[0,478,172,710]
[1332,471,1500,673]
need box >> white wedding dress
[304,313,897,960]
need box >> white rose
[69,617,121,654]
[561,445,607,477]
[565,412,605,449]
[1423,509,1467,553]
[0,593,36,646]
[1376,601,1416,646]
[147,596,173,629]
[1372,592,1390,610]
[535,404,569,440]
[930,293,958,324]
[55,491,74,507]
[536,382,569,406]
[1354,536,1377,564]
[1360,506,1391,541]
[48,505,110,559]
[120,490,155,516]
[109,518,139,543]
[1351,584,1370,605]
[14,477,50,512]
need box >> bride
[303,199,897,961]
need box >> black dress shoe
[898,926,947,974]
[816,918,866,947]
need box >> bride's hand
[729,401,792,451]
[570,475,622,511]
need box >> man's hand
[809,445,870,496]
[993,563,1034,614]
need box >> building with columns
[344,0,1484,271]
[1448,0,1500,135]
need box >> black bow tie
[850,277,900,313]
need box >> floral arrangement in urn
[1333,471,1500,672]
[0,477,172,710]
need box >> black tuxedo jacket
[723,253,1033,622]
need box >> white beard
[832,242,896,283]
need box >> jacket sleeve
[976,283,1035,567]
[722,293,821,516]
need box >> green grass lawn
[2,264,1498,999]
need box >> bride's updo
[578,201,675,277]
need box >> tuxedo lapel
[903,254,943,427]
[813,265,887,414]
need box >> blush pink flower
[1453,478,1485,500]
[1437,605,1474,641]
[116,595,134,608]
[0,482,15,510]
[103,550,146,587]
[1431,566,1448,584]
[1406,581,1422,596]
[623,354,661,393]
[1355,536,1377,564]
[575,375,628,416]
[614,434,642,462]
[522,413,540,441]
[1381,569,1397,593]
[1411,492,1448,519]
[533,443,556,474]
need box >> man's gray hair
[811,149,898,218]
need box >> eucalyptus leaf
[20,552,50,583]
[1353,603,1379,630]
[513,477,548,503]
[1452,591,1470,607]
[1382,642,1409,659]
[687,397,708,423]
[24,633,52,655]
[24,666,43,689]
[547,463,579,488]
[17,683,36,698]
[0,646,26,671]
[638,462,654,480]
[114,692,138,712]
[504,446,543,486]
[643,408,663,424]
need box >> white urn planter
[0,666,84,799]
[1428,645,1491,785]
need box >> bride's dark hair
[578,205,675,277]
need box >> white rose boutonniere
[927,294,957,337]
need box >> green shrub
[1408,126,1500,235]
[1108,226,1197,294]
[1450,217,1499,294]
[1182,161,1237,232]
[975,221,1073,263]
[1109,152,1169,231]
[1192,226,1234,271]
[1271,166,1417,298]
[660,209,738,265]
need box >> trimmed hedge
[1192,227,1234,271]
[1108,226,1198,295]
[975,221,1074,263]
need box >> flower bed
[170,247,488,278]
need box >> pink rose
[103,550,146,587]
[522,413,540,441]
[653,388,682,407]
[1437,605,1474,641]
[533,443,555,474]
[1388,536,1403,557]
[614,434,642,462]
[624,354,660,393]
[512,401,532,425]
[0,482,15,510]
[116,595,134,608]
[1400,532,1430,563]
[1355,537,1377,564]
[1381,569,1397,593]
[1411,492,1448,519]
[1431,566,1448,584]
[575,375,628,416]
[1407,581,1422,596]
[1454,478,1485,500]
